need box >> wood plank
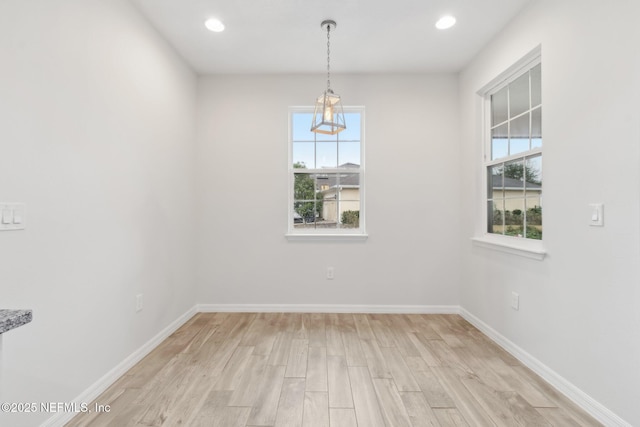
[348,366,386,427]
[380,346,421,391]
[399,314,422,332]
[132,353,190,405]
[118,340,185,389]
[368,314,396,347]
[241,315,278,356]
[190,391,250,427]
[247,365,286,426]
[216,312,256,342]
[407,332,440,366]
[290,313,309,339]
[406,361,455,408]
[327,355,354,408]
[329,408,358,427]
[424,339,474,374]
[511,366,602,426]
[336,313,357,333]
[275,378,306,427]
[415,315,444,339]
[341,331,367,366]
[164,317,204,350]
[501,391,552,426]
[308,313,327,347]
[180,323,217,354]
[228,354,269,406]
[240,316,268,346]
[359,338,392,379]
[536,407,583,427]
[161,340,243,425]
[466,330,520,366]
[483,356,555,407]
[433,408,470,427]
[269,331,293,366]
[371,378,412,427]
[212,345,255,390]
[189,334,242,373]
[194,406,251,427]
[431,367,496,426]
[285,338,309,378]
[458,372,532,427]
[326,314,346,356]
[387,315,421,356]
[430,316,466,348]
[404,354,430,372]
[400,391,440,427]
[161,373,220,426]
[306,346,328,392]
[134,360,199,426]
[452,345,512,392]
[353,314,375,340]
[302,392,330,427]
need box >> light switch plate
[589,203,604,227]
[511,292,520,310]
[0,203,26,231]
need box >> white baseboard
[459,308,631,427]
[197,303,460,314]
[41,306,198,427]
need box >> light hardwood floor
[66,313,601,426]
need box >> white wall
[195,74,461,308]
[0,0,197,426]
[459,0,640,425]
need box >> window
[485,60,542,240]
[288,107,365,238]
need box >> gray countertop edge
[0,309,33,334]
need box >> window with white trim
[485,60,542,240]
[288,107,365,237]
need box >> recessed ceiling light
[435,15,456,30]
[205,18,225,32]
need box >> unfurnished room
[1,0,639,426]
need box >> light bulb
[205,18,225,32]
[435,15,456,30]
[324,104,334,122]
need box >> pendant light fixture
[311,20,346,135]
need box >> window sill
[471,235,546,260]
[286,233,368,242]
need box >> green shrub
[527,207,542,225]
[526,227,542,240]
[493,209,502,224]
[341,210,359,227]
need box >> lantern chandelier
[310,20,347,135]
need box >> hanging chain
[326,24,331,90]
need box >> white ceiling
[131,0,531,75]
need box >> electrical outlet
[136,294,143,312]
[511,292,519,311]
[326,267,334,280]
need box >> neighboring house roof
[337,162,360,169]
[493,175,541,190]
[317,163,361,191]
[318,173,360,190]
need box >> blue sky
[292,112,361,168]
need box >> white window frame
[472,47,546,260]
[286,106,367,240]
